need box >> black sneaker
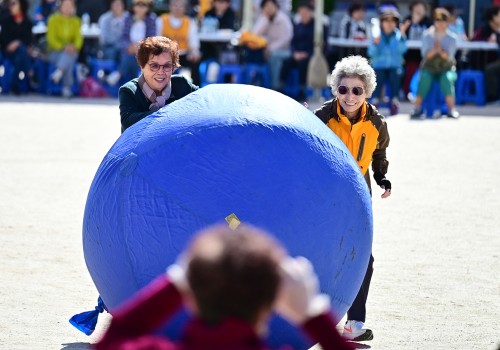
[447,108,460,119]
[409,107,424,119]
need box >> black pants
[347,254,374,323]
[179,54,200,86]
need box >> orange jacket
[314,99,390,190]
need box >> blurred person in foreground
[93,223,355,350]
[118,36,198,133]
[314,55,392,342]
[409,8,460,119]
[0,0,34,94]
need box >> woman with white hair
[313,55,391,342]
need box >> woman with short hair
[118,36,198,133]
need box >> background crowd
[0,0,499,107]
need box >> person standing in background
[367,6,407,115]
[157,0,201,85]
[46,0,83,98]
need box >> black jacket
[119,75,199,133]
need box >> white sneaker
[343,320,373,341]
[50,69,63,84]
[62,86,72,98]
[106,71,121,86]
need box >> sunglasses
[338,85,364,96]
[134,2,149,7]
[148,62,173,72]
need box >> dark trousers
[485,60,500,102]
[373,68,403,100]
[179,54,200,86]
[5,43,31,92]
[347,254,374,322]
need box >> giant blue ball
[83,84,372,348]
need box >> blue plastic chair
[45,63,80,96]
[455,69,485,106]
[244,63,271,88]
[0,56,30,94]
[410,69,447,117]
[282,69,301,99]
[198,59,218,87]
[89,58,119,96]
[217,64,245,84]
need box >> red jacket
[94,275,354,350]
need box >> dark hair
[187,224,284,324]
[297,0,313,11]
[18,0,30,15]
[136,36,180,69]
[260,0,279,9]
[348,2,365,16]
[108,0,126,8]
[484,6,500,22]
[409,0,428,12]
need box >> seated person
[200,0,239,60]
[93,223,355,350]
[156,0,201,85]
[97,0,126,62]
[279,0,327,100]
[203,0,237,30]
[399,0,432,95]
[470,5,500,103]
[251,0,293,90]
[106,0,157,87]
[46,0,83,98]
[0,0,34,95]
[367,7,407,115]
[338,2,367,40]
[409,8,460,119]
[118,36,198,133]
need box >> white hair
[329,55,377,98]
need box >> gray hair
[330,55,377,98]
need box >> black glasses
[338,85,364,96]
[148,62,173,72]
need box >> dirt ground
[0,95,498,350]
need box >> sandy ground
[0,94,499,350]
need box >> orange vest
[161,14,190,52]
